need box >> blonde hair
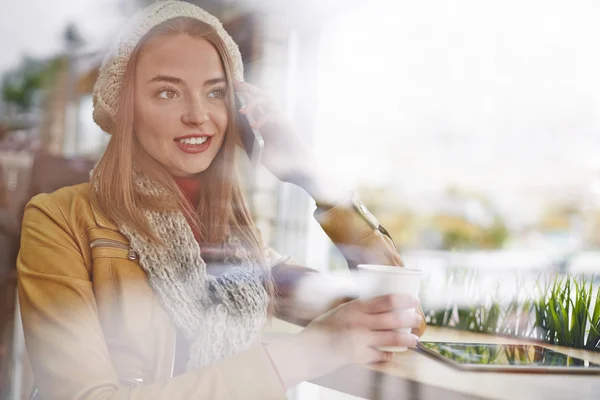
[90,17,274,300]
[0,164,7,208]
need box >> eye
[157,88,179,99]
[208,88,226,99]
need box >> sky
[315,0,600,225]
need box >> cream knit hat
[92,0,244,133]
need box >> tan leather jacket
[17,183,426,400]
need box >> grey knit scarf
[117,173,269,371]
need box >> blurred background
[2,0,600,399]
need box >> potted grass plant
[421,269,600,352]
[532,275,600,351]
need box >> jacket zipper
[90,239,175,379]
[90,238,137,260]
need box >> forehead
[136,34,225,81]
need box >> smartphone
[234,91,264,166]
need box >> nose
[182,97,209,126]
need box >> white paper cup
[357,264,422,352]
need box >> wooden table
[265,321,600,400]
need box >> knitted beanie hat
[92,0,244,133]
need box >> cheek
[137,100,167,126]
[214,105,229,134]
[134,99,178,141]
[133,94,158,137]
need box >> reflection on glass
[420,342,600,368]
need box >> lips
[174,135,213,154]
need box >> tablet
[417,341,600,374]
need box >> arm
[232,80,426,334]
[293,170,428,336]
[271,262,357,326]
[18,195,286,399]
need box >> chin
[167,153,217,176]
[182,162,212,176]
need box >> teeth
[178,137,208,145]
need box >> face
[133,34,229,177]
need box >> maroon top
[173,175,201,208]
[173,175,202,243]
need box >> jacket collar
[91,202,120,232]
[87,165,120,232]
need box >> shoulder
[25,183,97,235]
[19,183,96,279]
[27,182,91,212]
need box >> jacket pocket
[91,238,154,334]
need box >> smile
[176,137,208,145]
[174,136,213,154]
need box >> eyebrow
[147,75,226,86]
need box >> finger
[364,310,423,331]
[360,348,394,364]
[251,112,277,129]
[369,330,419,349]
[374,350,395,363]
[234,81,266,97]
[360,294,420,314]
[239,96,269,118]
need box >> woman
[17,1,426,398]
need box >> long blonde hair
[0,164,7,208]
[90,17,273,299]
